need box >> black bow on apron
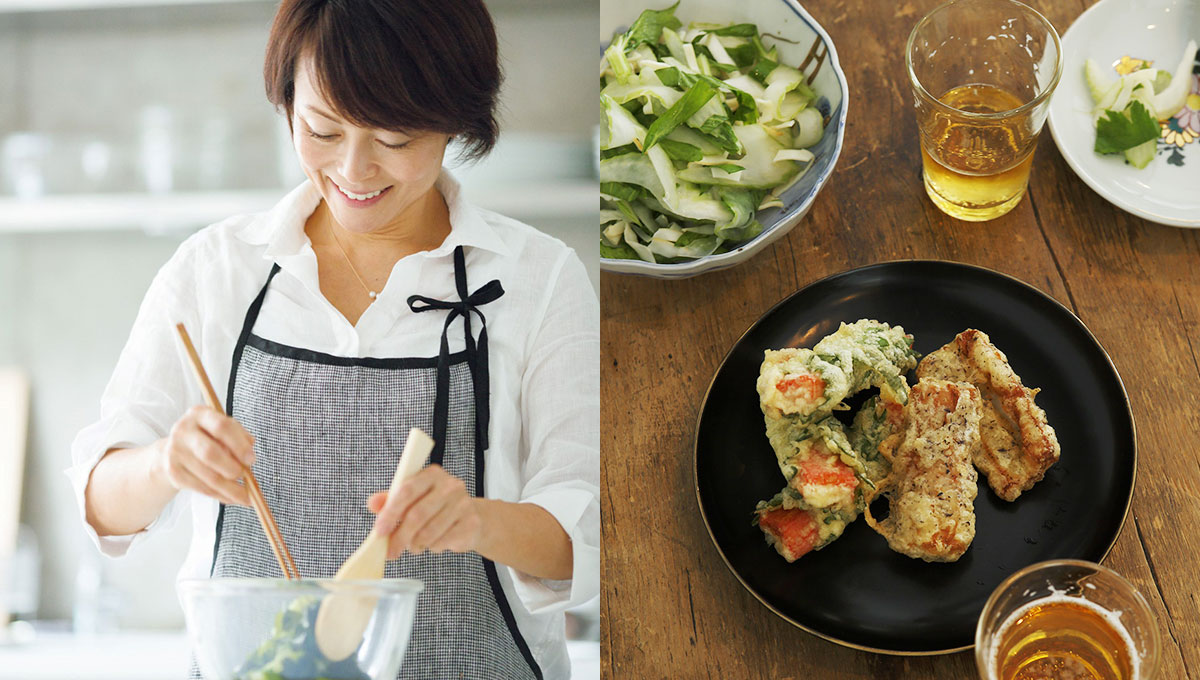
[407,245,504,465]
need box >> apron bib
[189,246,540,680]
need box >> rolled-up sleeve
[65,239,204,558]
[510,249,600,614]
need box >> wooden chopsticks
[174,323,301,581]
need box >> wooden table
[600,0,1200,676]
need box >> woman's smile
[330,178,393,207]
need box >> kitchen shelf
[0,180,595,234]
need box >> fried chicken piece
[865,379,981,563]
[916,329,1060,502]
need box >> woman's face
[291,59,450,235]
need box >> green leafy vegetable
[1094,100,1159,154]
[657,138,704,162]
[624,1,682,51]
[600,143,640,160]
[644,79,719,150]
[601,240,641,259]
[600,181,652,202]
[706,23,758,37]
[233,597,370,680]
[1085,41,1198,170]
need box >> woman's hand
[367,465,483,558]
[155,405,255,507]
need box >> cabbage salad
[1085,40,1198,168]
[600,2,825,263]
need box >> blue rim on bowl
[600,0,849,279]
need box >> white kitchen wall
[0,0,596,631]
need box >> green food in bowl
[600,2,826,264]
[233,596,370,680]
[181,578,421,680]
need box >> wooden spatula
[314,427,434,661]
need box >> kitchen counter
[0,629,600,679]
[0,630,190,680]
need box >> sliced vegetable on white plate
[1085,39,1198,169]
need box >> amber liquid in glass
[920,84,1036,221]
[991,597,1138,680]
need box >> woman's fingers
[394,485,460,552]
[371,466,440,535]
[376,469,477,557]
[163,408,252,506]
[367,491,387,514]
[413,497,481,554]
[192,406,256,466]
[183,425,244,481]
[169,458,248,506]
[364,466,483,557]
[181,448,250,506]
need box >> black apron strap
[407,246,504,464]
[211,262,281,577]
[227,263,282,413]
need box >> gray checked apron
[189,246,541,680]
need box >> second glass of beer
[906,0,1062,221]
[975,559,1160,680]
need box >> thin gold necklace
[326,216,379,300]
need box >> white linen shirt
[66,171,599,680]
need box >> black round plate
[694,260,1136,654]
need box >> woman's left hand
[367,464,483,559]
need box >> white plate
[1047,0,1200,228]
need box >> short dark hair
[263,0,501,161]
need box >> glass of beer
[976,559,1161,680]
[906,0,1063,221]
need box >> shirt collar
[236,168,511,260]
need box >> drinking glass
[906,0,1062,221]
[975,559,1160,680]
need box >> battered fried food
[865,379,982,563]
[917,329,1060,502]
[754,320,919,562]
[848,393,906,485]
[813,319,920,404]
[757,348,850,421]
[754,488,856,562]
[765,414,866,498]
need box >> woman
[66,1,598,678]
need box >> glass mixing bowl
[179,578,423,680]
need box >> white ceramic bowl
[1047,0,1200,228]
[599,0,849,278]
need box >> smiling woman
[65,1,599,679]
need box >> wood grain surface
[599,0,1200,677]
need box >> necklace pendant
[369,291,378,299]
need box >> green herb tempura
[233,596,370,680]
[600,2,826,263]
